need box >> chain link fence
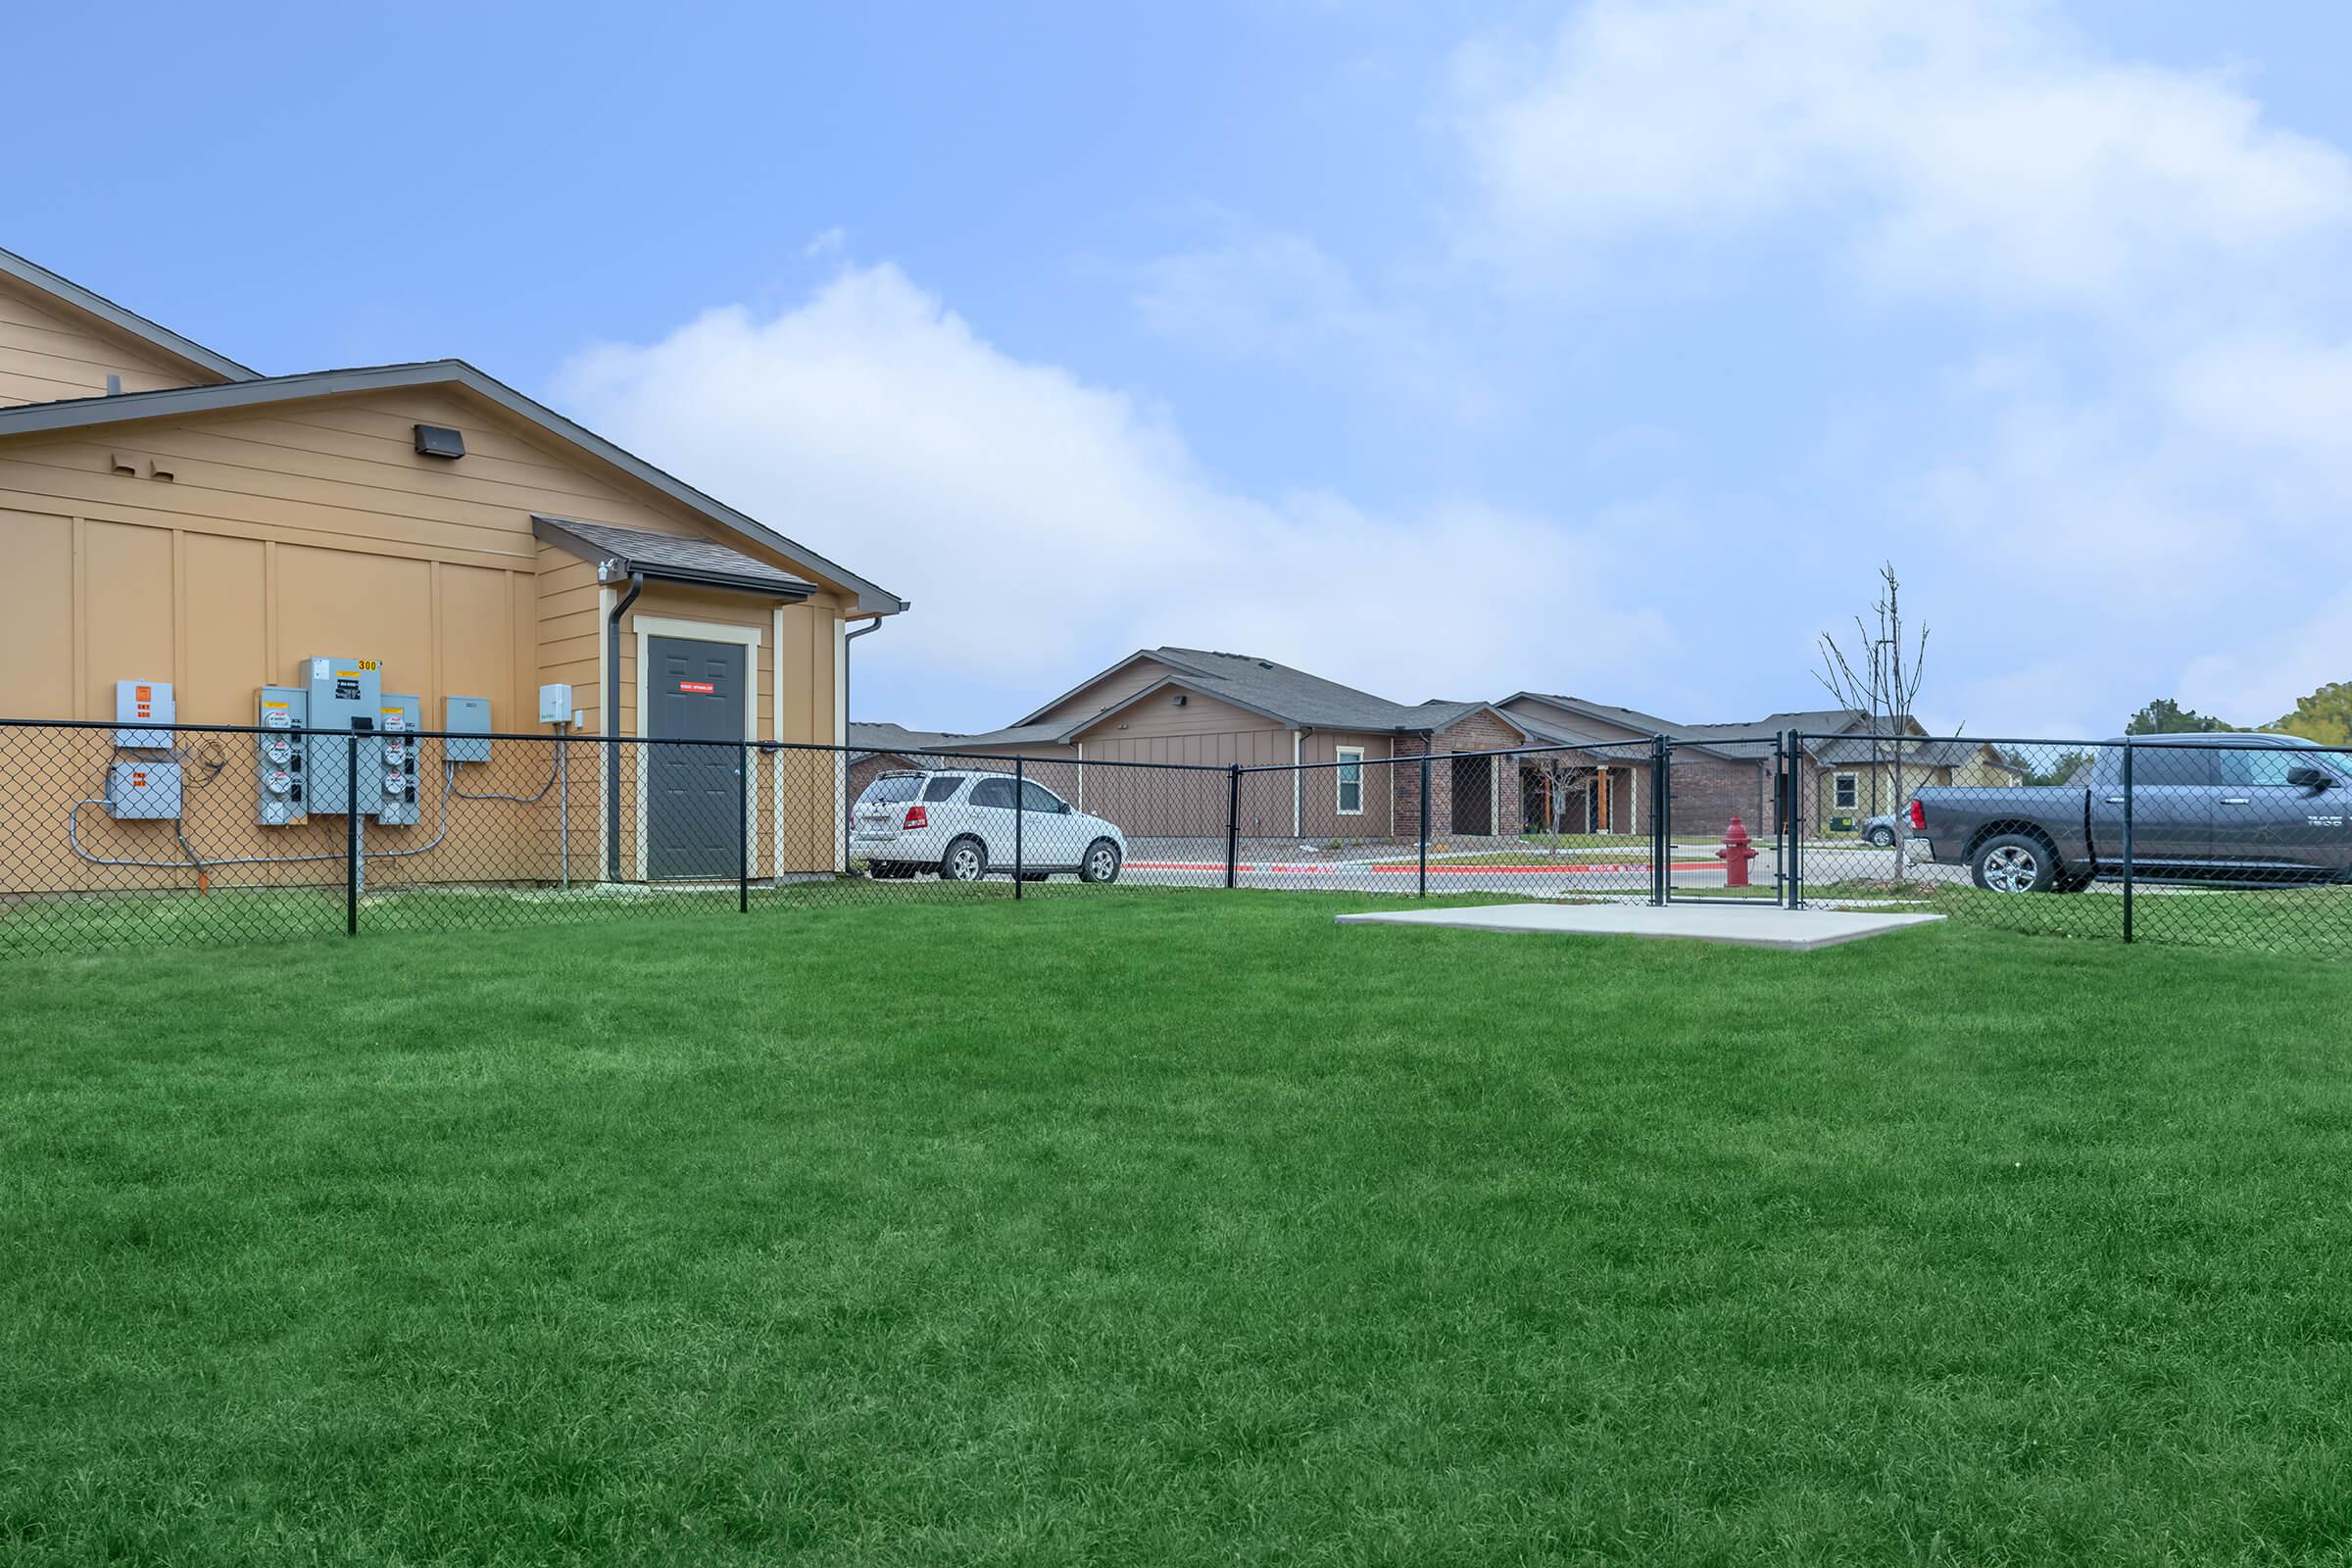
[1786,731,2352,956]
[3,719,2347,959]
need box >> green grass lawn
[6,894,2351,1564]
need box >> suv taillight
[1908,799,1926,830]
[904,804,928,829]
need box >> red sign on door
[677,680,716,694]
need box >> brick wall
[1392,734,1431,837]
[1669,753,1776,836]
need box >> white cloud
[555,263,1668,725]
[1134,230,1374,360]
[1456,0,2352,312]
[1132,222,1491,419]
[1451,0,2352,728]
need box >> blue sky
[15,1,2352,737]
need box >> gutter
[844,614,883,732]
[605,567,644,881]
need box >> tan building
[0,245,904,894]
[1808,735,2026,832]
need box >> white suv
[853,770,1127,883]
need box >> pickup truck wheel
[1972,833,2055,894]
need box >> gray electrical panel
[300,656,382,815]
[444,695,492,763]
[257,686,308,825]
[107,760,182,819]
[378,693,422,826]
[114,679,175,749]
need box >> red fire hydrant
[1717,815,1759,888]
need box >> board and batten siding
[0,275,220,408]
[0,383,848,892]
[1024,657,1171,729]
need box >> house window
[1336,747,1364,815]
[1833,772,1858,810]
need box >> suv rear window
[858,775,924,805]
[923,775,964,803]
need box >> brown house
[876,648,1544,842]
[1501,694,2026,839]
[0,244,904,893]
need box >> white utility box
[107,760,182,819]
[114,680,175,749]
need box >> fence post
[1014,757,1025,899]
[2121,738,2134,944]
[1773,731,1788,907]
[1785,728,1802,908]
[1653,737,1672,905]
[1648,738,1660,905]
[1224,763,1241,890]
[344,734,360,936]
[737,740,750,914]
[1417,753,1431,899]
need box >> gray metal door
[646,636,745,880]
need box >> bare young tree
[1814,563,1930,880]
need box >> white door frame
[633,613,762,882]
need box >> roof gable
[534,515,815,599]
[1060,674,1299,739]
[0,246,255,386]
[0,359,905,614]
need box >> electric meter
[382,772,411,797]
[382,741,410,766]
[256,686,309,826]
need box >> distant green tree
[2124,698,2233,735]
[2267,681,2352,747]
[2024,750,2092,786]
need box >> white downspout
[1292,730,1302,838]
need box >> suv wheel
[1866,825,1895,848]
[1972,833,2055,894]
[942,838,987,882]
[1081,839,1123,884]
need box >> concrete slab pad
[1334,902,1942,952]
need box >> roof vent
[1172,693,1188,707]
[414,423,466,460]
[1256,660,1272,669]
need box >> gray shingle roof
[1145,648,1431,729]
[848,721,962,753]
[942,722,1075,750]
[1808,734,2016,771]
[535,514,818,597]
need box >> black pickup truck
[1911,734,2352,893]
